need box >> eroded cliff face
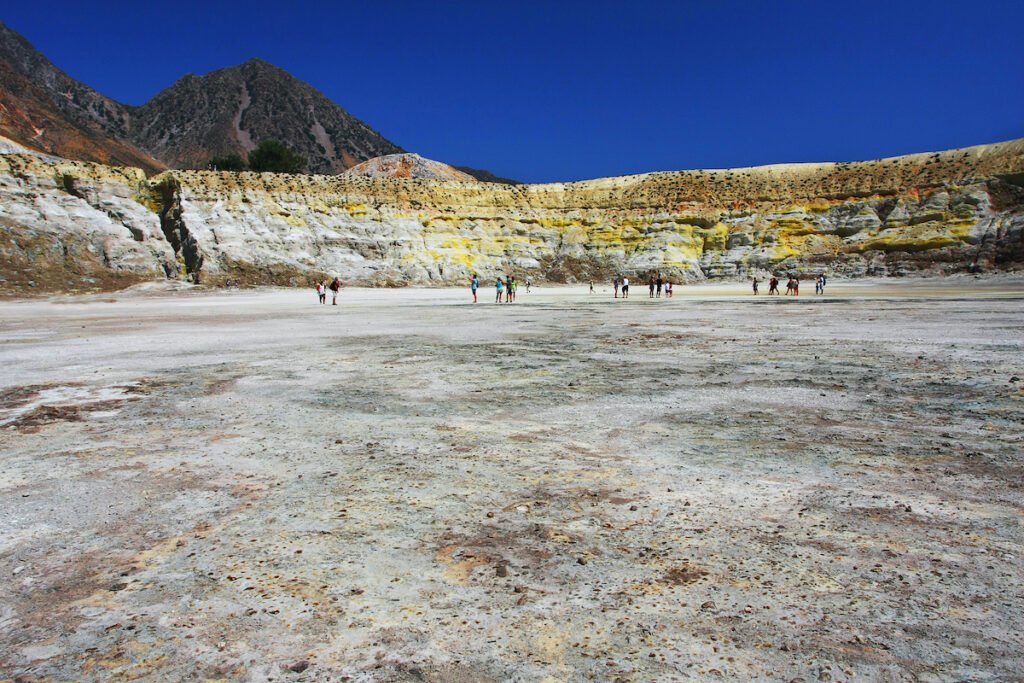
[2,139,1022,292]
[0,154,177,293]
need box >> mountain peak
[237,57,284,73]
[131,56,404,173]
[0,23,519,180]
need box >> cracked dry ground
[1,287,1022,682]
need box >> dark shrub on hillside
[247,140,306,174]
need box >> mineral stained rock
[343,153,478,181]
[1,138,1022,293]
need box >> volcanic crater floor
[1,280,1023,682]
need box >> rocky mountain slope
[0,22,518,182]
[0,24,403,175]
[2,138,1022,293]
[130,59,404,175]
[0,23,165,173]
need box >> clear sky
[4,1,1023,182]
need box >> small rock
[577,557,588,566]
[109,582,128,592]
[496,565,508,578]
[288,660,310,673]
[486,511,495,518]
[701,600,716,611]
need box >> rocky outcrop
[1,139,1022,293]
[0,154,177,293]
[344,154,477,181]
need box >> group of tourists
[490,274,525,303]
[753,274,826,296]
[314,277,342,305]
[316,271,830,305]
[646,275,673,298]
[610,274,674,299]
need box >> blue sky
[5,1,1023,182]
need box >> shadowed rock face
[1,139,1022,293]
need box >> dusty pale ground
[1,277,1023,682]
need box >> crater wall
[2,139,1022,292]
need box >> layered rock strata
[1,139,1022,292]
[0,154,176,293]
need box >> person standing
[614,277,620,299]
[793,277,800,296]
[656,275,663,298]
[495,278,504,303]
[768,276,779,295]
[622,276,630,298]
[315,280,325,304]
[329,276,341,305]
[508,275,516,303]
[648,276,655,298]
[526,278,532,293]
[752,277,759,295]
[665,280,672,298]
[471,274,479,303]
